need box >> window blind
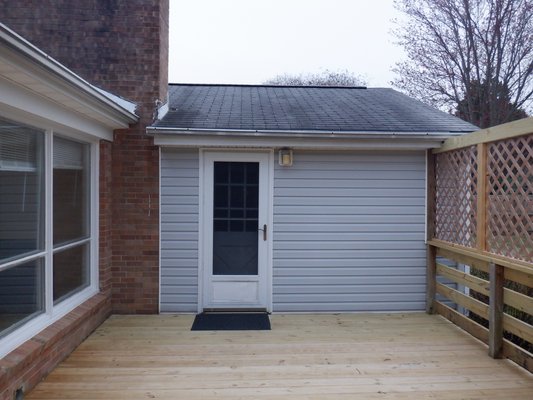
[53,137,85,170]
[0,129,38,172]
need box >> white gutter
[0,23,138,124]
[146,126,466,141]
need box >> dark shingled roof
[154,84,477,134]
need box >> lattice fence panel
[488,135,533,262]
[435,146,478,248]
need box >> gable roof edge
[0,23,138,126]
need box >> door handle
[258,224,267,241]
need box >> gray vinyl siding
[160,148,199,312]
[273,151,427,312]
[160,149,428,313]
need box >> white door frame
[198,149,273,312]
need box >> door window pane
[213,162,259,275]
[230,185,244,207]
[214,162,228,183]
[53,137,90,246]
[0,259,44,337]
[229,209,244,218]
[230,163,244,183]
[214,185,228,208]
[53,244,89,303]
[246,165,258,184]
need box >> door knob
[258,224,267,241]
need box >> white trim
[0,251,46,272]
[50,286,98,318]
[91,141,99,293]
[197,149,205,313]
[267,150,274,312]
[45,131,53,316]
[53,237,91,253]
[158,147,162,314]
[53,128,105,146]
[0,78,115,141]
[0,125,101,358]
[153,134,445,150]
[198,149,273,312]
[93,87,137,116]
[148,126,462,138]
[0,23,138,125]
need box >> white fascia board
[0,77,113,140]
[0,24,138,130]
[147,126,466,138]
[151,131,447,150]
[93,87,137,116]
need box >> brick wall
[0,294,111,400]
[1,0,169,314]
[111,128,160,313]
[99,140,113,295]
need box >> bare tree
[455,79,528,126]
[265,69,366,87]
[393,0,533,128]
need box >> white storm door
[202,151,270,310]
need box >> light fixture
[278,148,293,167]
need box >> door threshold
[202,308,268,314]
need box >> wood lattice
[487,135,533,262]
[435,146,478,248]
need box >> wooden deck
[27,313,533,399]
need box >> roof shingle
[154,84,477,134]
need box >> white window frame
[0,119,99,359]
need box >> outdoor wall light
[278,148,293,167]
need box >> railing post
[476,143,488,251]
[488,262,504,358]
[426,245,437,314]
[426,150,437,315]
[426,150,436,241]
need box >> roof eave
[147,127,473,150]
[0,23,138,127]
[146,126,469,141]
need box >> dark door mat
[191,312,271,331]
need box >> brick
[0,294,111,399]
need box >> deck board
[27,314,533,399]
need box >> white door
[201,151,271,311]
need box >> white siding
[272,151,427,312]
[160,149,199,312]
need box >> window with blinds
[0,118,45,338]
[0,119,44,262]
[0,118,41,172]
[53,136,85,170]
[0,119,94,342]
[52,135,90,303]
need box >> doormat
[191,313,271,331]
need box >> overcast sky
[168,0,406,87]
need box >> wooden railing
[427,117,533,372]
